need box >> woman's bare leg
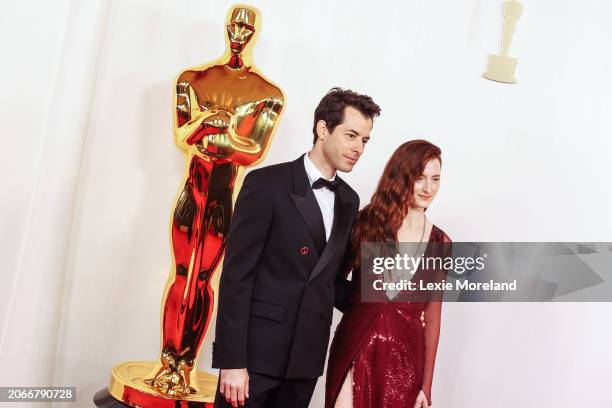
[334,365,353,408]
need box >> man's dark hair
[312,87,381,144]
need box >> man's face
[319,106,372,173]
[226,21,254,54]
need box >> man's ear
[316,120,328,142]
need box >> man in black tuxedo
[213,88,381,408]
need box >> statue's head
[226,7,256,55]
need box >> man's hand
[219,368,249,407]
[421,310,426,328]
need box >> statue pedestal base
[94,361,216,407]
[93,388,130,407]
[483,54,518,83]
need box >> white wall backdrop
[1,0,611,407]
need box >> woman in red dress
[326,140,451,408]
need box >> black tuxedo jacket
[212,155,359,379]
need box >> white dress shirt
[303,153,336,241]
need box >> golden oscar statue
[94,5,284,407]
[483,0,523,83]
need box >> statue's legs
[147,157,235,396]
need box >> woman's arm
[421,232,452,405]
[421,300,441,404]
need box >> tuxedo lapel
[307,181,354,283]
[290,156,327,256]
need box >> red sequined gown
[325,225,451,408]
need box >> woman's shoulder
[431,224,452,243]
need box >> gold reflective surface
[108,4,284,406]
[109,361,216,407]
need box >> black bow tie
[312,177,341,191]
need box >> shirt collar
[304,152,336,186]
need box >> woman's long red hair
[350,139,442,270]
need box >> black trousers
[213,370,318,408]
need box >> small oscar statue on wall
[94,4,285,408]
[483,0,523,83]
